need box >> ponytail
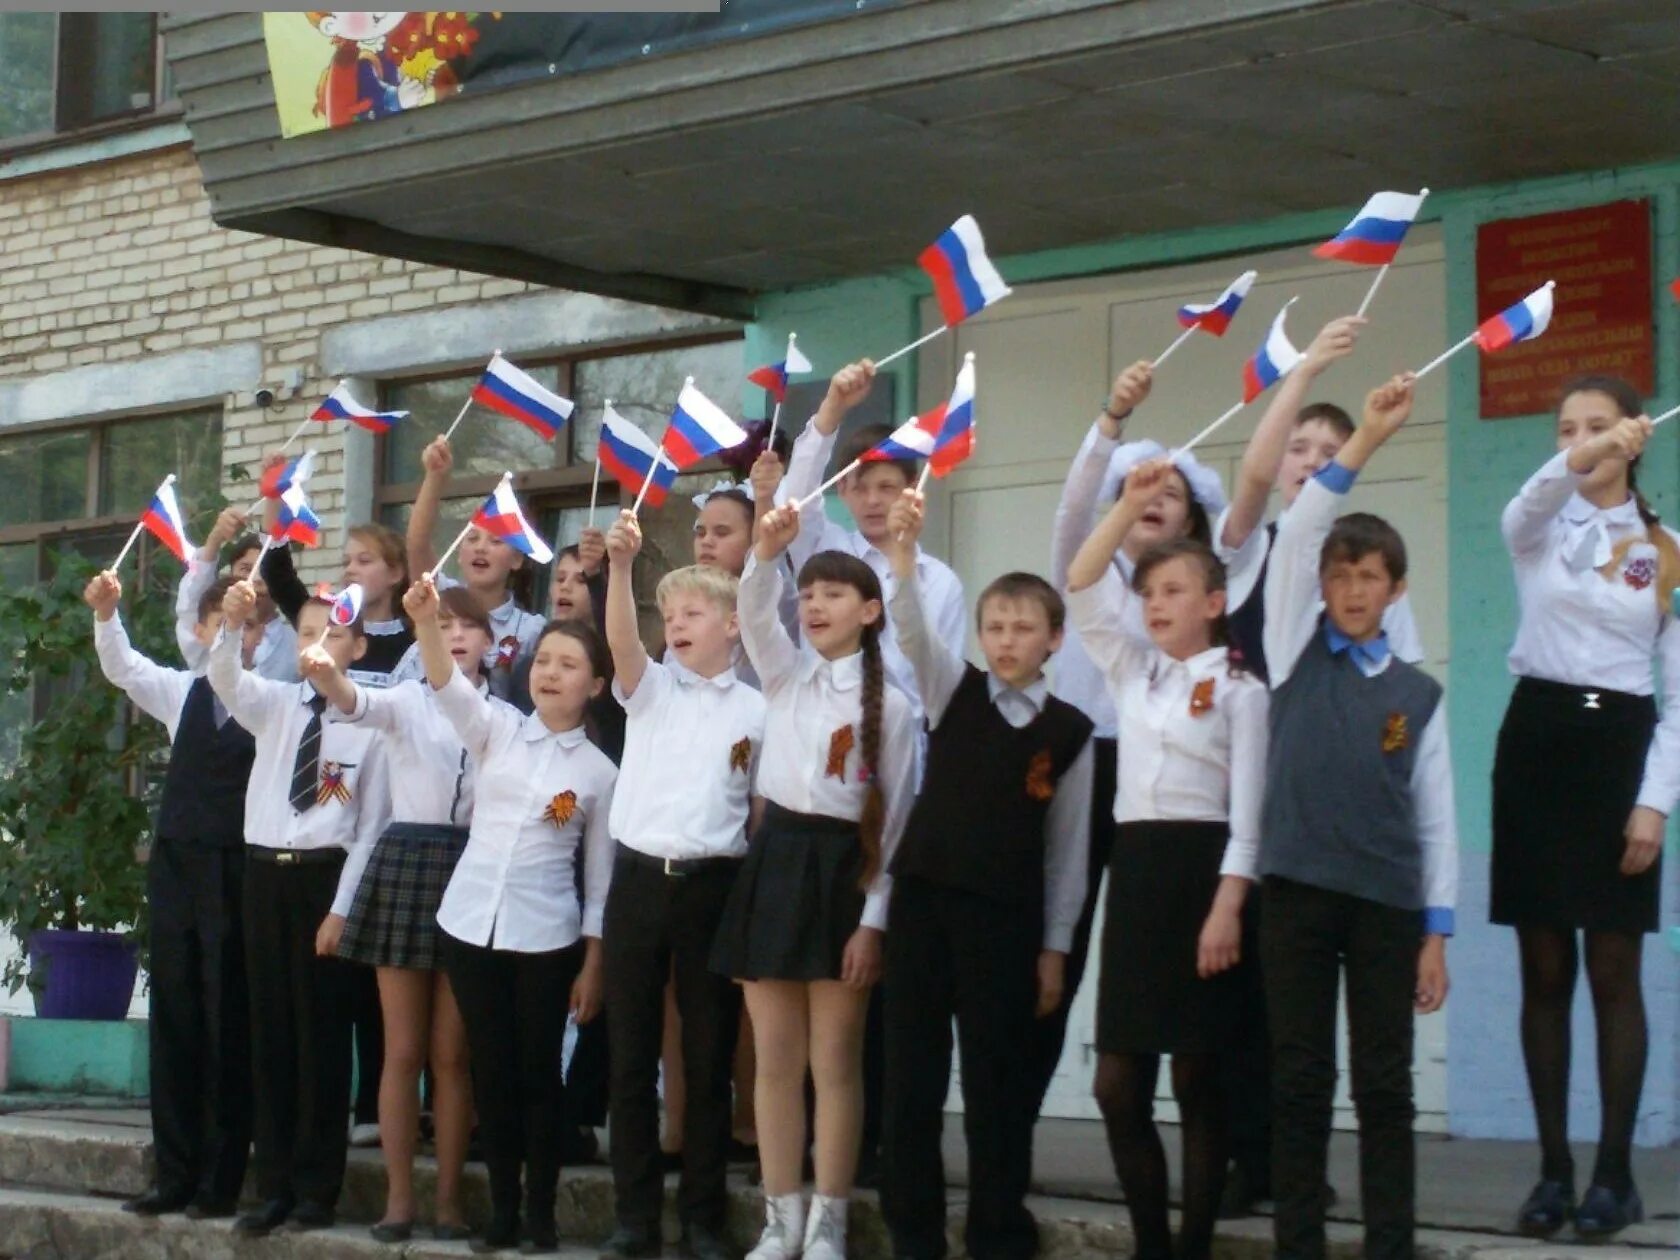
[1627,464,1680,611]
[856,622,886,891]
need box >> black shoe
[435,1222,476,1242]
[1218,1167,1259,1220]
[1575,1182,1643,1238]
[1517,1178,1575,1236]
[234,1198,294,1237]
[122,1188,194,1216]
[726,1138,759,1165]
[521,1225,561,1255]
[563,1125,603,1165]
[472,1218,522,1255]
[183,1197,239,1221]
[284,1201,336,1232]
[601,1225,663,1259]
[371,1219,416,1243]
[660,1148,684,1175]
[678,1223,736,1260]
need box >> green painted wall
[5,1018,147,1097]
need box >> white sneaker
[746,1192,805,1260]
[349,1122,380,1148]
[802,1195,847,1260]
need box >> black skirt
[711,804,865,982]
[339,822,470,969]
[1097,819,1243,1055]
[1491,676,1660,933]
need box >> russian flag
[861,409,945,465]
[472,476,554,563]
[928,356,977,478]
[329,583,364,627]
[260,448,315,500]
[311,383,409,435]
[748,337,813,404]
[661,381,749,469]
[598,405,679,509]
[1177,270,1257,336]
[139,476,193,564]
[471,354,575,442]
[1314,190,1427,266]
[918,214,1013,327]
[1241,300,1305,404]
[1474,281,1556,353]
[272,483,321,548]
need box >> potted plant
[0,550,177,1019]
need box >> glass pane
[0,428,90,528]
[99,411,223,521]
[384,367,561,483]
[0,14,54,140]
[380,494,482,570]
[573,340,744,461]
[88,13,156,121]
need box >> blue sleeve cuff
[1423,907,1455,937]
[1315,461,1358,495]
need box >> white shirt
[1501,449,1680,815]
[1216,505,1425,664]
[1265,470,1458,932]
[1066,569,1267,880]
[740,555,919,930]
[175,555,298,682]
[609,659,766,861]
[431,667,616,952]
[95,612,233,736]
[436,575,547,675]
[783,422,968,723]
[889,567,1095,951]
[337,678,479,827]
[206,625,391,917]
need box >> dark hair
[198,575,237,624]
[699,487,755,527]
[1131,538,1237,655]
[1117,465,1212,546]
[796,550,887,889]
[438,586,492,638]
[835,423,916,486]
[533,616,608,681]
[1296,401,1355,441]
[1320,512,1408,583]
[977,572,1066,635]
[229,535,263,567]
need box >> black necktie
[290,694,328,813]
[449,748,467,826]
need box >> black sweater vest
[1225,521,1276,685]
[895,666,1093,906]
[156,677,256,848]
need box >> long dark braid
[857,621,886,890]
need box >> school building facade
[1,5,1675,1145]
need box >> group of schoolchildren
[86,304,1671,1260]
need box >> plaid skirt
[339,822,470,970]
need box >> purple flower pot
[27,929,139,1021]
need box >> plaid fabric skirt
[339,822,470,970]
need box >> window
[0,13,172,147]
[376,335,744,612]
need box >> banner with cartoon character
[262,5,907,139]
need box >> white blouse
[1065,568,1268,879]
[739,555,919,930]
[1502,449,1680,815]
[1048,422,1127,737]
[338,678,480,828]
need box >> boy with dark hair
[878,491,1093,1260]
[209,579,392,1237]
[1259,374,1456,1260]
[87,570,257,1221]
[175,506,298,681]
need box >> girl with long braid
[711,506,918,1260]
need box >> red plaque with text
[1475,200,1653,418]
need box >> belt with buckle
[618,844,742,879]
[249,846,345,867]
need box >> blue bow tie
[1326,625,1391,671]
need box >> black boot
[521,1157,560,1254]
[472,1158,523,1253]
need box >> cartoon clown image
[306,12,422,127]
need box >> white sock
[772,1191,805,1240]
[807,1193,848,1237]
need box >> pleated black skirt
[339,822,470,969]
[711,803,865,982]
[1097,819,1244,1055]
[1491,676,1660,933]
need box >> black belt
[248,845,345,867]
[617,843,742,879]
[1514,676,1655,716]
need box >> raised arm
[1049,362,1148,589]
[739,507,805,691]
[603,511,649,698]
[786,361,874,569]
[88,573,192,732]
[1501,417,1650,561]
[175,508,241,668]
[1067,455,1170,594]
[406,435,453,579]
[883,491,963,725]
[206,579,287,734]
[405,576,496,758]
[259,541,309,627]
[299,640,358,715]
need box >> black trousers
[441,932,583,1224]
[147,838,252,1204]
[567,1014,610,1130]
[243,853,356,1207]
[1030,735,1116,1108]
[604,849,742,1234]
[1222,897,1272,1188]
[351,965,383,1127]
[882,876,1042,1260]
[1261,878,1421,1260]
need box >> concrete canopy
[164,0,1680,318]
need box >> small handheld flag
[928,354,977,478]
[598,406,679,510]
[464,353,576,442]
[661,381,749,470]
[272,483,322,548]
[875,215,1012,371]
[1242,299,1305,403]
[1413,280,1557,381]
[1156,270,1258,366]
[260,448,317,500]
[114,474,194,571]
[329,583,364,627]
[1315,191,1428,266]
[470,474,555,564]
[748,334,814,405]
[312,383,409,435]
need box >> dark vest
[1225,521,1276,685]
[895,666,1094,906]
[156,677,257,848]
[1260,626,1442,911]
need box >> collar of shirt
[1325,624,1391,671]
[1561,492,1642,571]
[295,684,323,709]
[664,655,739,690]
[851,531,932,578]
[987,672,1048,713]
[796,650,863,691]
[488,593,519,624]
[1148,644,1226,684]
[364,616,405,635]
[520,713,589,746]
